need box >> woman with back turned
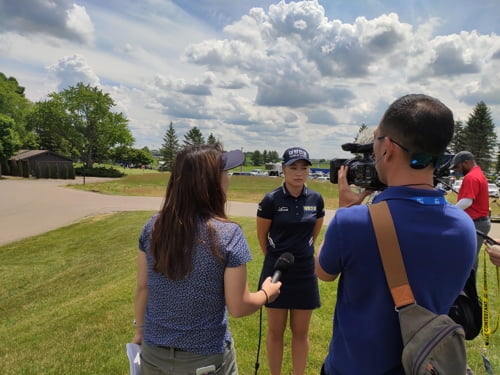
[131,143,281,375]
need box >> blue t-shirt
[257,184,325,259]
[138,214,252,355]
[319,186,476,375]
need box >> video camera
[330,142,384,190]
[330,142,452,190]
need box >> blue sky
[1,0,499,159]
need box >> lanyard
[379,196,447,206]
[408,196,447,205]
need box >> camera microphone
[271,252,294,283]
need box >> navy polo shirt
[257,184,325,259]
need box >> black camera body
[330,142,453,190]
[330,142,385,190]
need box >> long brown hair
[150,143,227,280]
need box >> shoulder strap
[368,201,416,308]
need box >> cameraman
[315,94,476,375]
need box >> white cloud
[65,3,94,44]
[48,54,100,90]
[0,0,94,44]
[1,0,500,159]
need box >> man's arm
[315,240,338,282]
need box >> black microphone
[271,252,295,283]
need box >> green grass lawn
[1,212,499,374]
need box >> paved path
[0,177,335,246]
[1,177,497,246]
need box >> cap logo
[288,149,308,158]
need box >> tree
[26,99,81,158]
[496,144,500,174]
[0,114,21,176]
[0,72,33,148]
[268,150,280,162]
[462,101,496,171]
[112,146,154,167]
[450,121,467,154]
[354,123,369,142]
[183,126,205,146]
[207,133,217,144]
[251,150,263,166]
[52,83,134,168]
[160,122,180,171]
[262,150,268,163]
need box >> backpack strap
[368,201,416,308]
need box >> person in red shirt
[451,151,490,270]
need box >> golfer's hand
[338,166,372,207]
[486,244,500,267]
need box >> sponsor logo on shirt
[304,205,316,211]
[277,206,289,212]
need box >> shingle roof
[10,150,72,161]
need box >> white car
[488,183,499,198]
[452,180,462,192]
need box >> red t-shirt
[458,165,489,219]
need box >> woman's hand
[131,329,143,345]
[260,276,282,304]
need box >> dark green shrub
[75,166,124,178]
[17,160,24,177]
[35,162,41,178]
[1,160,10,175]
[22,161,29,177]
[42,164,49,178]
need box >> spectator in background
[132,143,281,375]
[257,146,325,375]
[451,151,490,271]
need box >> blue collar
[374,186,447,205]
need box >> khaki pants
[141,341,238,375]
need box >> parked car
[452,179,462,192]
[488,183,499,198]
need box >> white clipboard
[126,343,141,375]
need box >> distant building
[9,150,74,179]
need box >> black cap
[282,147,312,166]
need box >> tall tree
[450,120,467,154]
[160,122,180,171]
[262,150,269,163]
[0,114,21,176]
[268,150,280,162]
[26,99,81,158]
[207,133,217,144]
[251,150,263,166]
[354,123,369,143]
[462,101,496,171]
[183,126,205,146]
[52,83,134,168]
[496,144,500,174]
[0,72,33,148]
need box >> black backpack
[448,269,482,340]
